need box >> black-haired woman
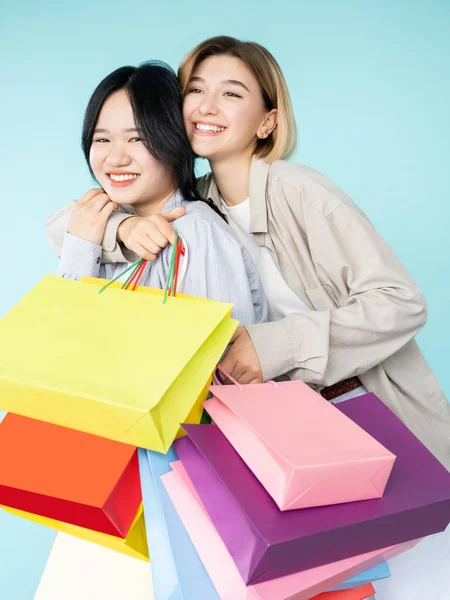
[51,61,267,327]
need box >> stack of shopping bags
[138,374,450,599]
[0,268,237,566]
[1,268,450,599]
[139,446,388,600]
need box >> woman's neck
[133,185,177,217]
[210,154,252,207]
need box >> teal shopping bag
[138,447,219,599]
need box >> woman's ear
[257,109,278,139]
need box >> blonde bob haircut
[178,36,296,163]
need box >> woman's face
[183,55,277,164]
[90,89,175,214]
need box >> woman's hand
[117,207,186,261]
[68,188,118,244]
[219,327,263,385]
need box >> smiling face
[89,89,176,215]
[182,55,277,164]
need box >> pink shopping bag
[205,371,395,510]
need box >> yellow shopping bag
[2,503,149,562]
[0,275,237,452]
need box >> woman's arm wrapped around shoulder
[46,199,137,263]
[246,176,426,384]
[46,200,186,264]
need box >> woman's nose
[198,94,219,116]
[105,144,132,167]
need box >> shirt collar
[248,156,270,234]
[205,156,270,234]
[161,188,185,213]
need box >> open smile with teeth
[195,123,226,133]
[108,173,140,182]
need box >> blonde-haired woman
[46,36,450,470]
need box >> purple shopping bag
[175,393,450,585]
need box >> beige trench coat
[45,158,450,468]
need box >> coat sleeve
[246,182,427,385]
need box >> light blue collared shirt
[57,190,268,326]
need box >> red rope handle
[124,260,145,290]
[173,238,184,297]
[131,259,148,290]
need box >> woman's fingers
[219,327,263,384]
[87,192,112,211]
[142,219,171,249]
[133,241,158,262]
[69,190,115,244]
[100,200,119,216]
[152,213,180,246]
[115,208,186,258]
[77,188,105,205]
[163,207,186,222]
[122,212,183,258]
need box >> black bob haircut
[81,61,198,201]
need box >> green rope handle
[97,258,143,295]
[98,234,179,301]
[120,258,144,289]
[162,233,179,304]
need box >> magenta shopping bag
[176,394,450,584]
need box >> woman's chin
[192,147,221,161]
[112,197,135,205]
[104,189,137,206]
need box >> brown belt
[320,376,362,401]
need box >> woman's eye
[224,91,241,98]
[186,87,202,94]
[94,138,109,143]
[130,137,142,143]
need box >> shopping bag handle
[213,366,278,389]
[213,366,243,389]
[98,234,188,297]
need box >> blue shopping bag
[329,561,390,590]
[138,447,219,600]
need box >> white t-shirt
[220,199,309,321]
[221,198,367,402]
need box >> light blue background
[1,1,449,598]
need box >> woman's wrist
[117,216,139,243]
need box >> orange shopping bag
[0,413,141,537]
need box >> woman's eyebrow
[189,76,250,92]
[222,79,250,92]
[93,128,141,133]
